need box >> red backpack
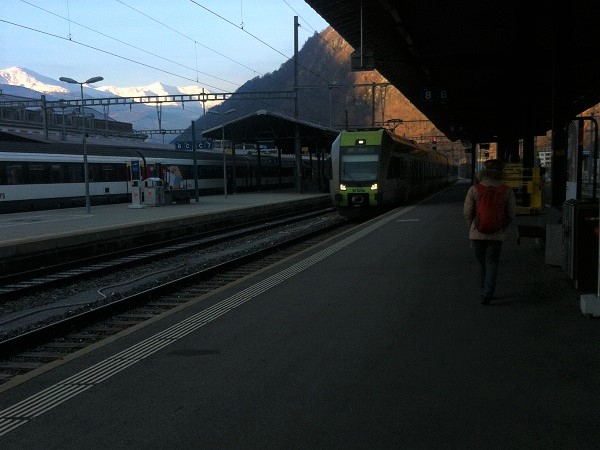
[474,183,509,233]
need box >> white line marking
[0,203,423,436]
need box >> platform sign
[257,140,278,155]
[130,159,140,180]
[258,140,276,152]
[175,141,211,150]
[351,48,375,71]
[423,87,448,102]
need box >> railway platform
[0,181,598,448]
[0,190,332,274]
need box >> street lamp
[59,76,104,213]
[207,108,236,198]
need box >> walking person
[463,159,517,304]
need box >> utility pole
[294,15,302,192]
[192,120,199,202]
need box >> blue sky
[0,0,330,91]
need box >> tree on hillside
[176,27,443,146]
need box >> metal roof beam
[0,91,297,109]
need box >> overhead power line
[1,19,228,91]
[5,0,397,126]
[116,0,262,79]
[20,0,246,88]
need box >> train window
[68,163,84,183]
[88,164,99,182]
[387,156,401,179]
[99,163,123,182]
[237,165,248,179]
[179,165,192,180]
[117,164,127,181]
[204,165,222,179]
[406,160,413,180]
[264,165,275,177]
[50,164,66,183]
[27,163,50,184]
[3,163,25,185]
[340,154,378,182]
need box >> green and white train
[329,128,457,218]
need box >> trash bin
[128,179,145,209]
[143,177,164,206]
[563,199,599,291]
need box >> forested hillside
[175,26,441,145]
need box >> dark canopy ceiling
[305,1,600,145]
[202,110,339,152]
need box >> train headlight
[339,183,347,191]
[371,183,378,190]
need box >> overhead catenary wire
[0,19,225,91]
[188,0,391,123]
[117,0,262,80]
[20,0,245,89]
[5,0,397,127]
[14,0,345,114]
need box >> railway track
[0,207,337,300]
[0,211,354,386]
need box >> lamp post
[207,109,236,198]
[59,76,104,213]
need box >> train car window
[99,164,121,182]
[236,165,247,179]
[204,165,221,179]
[387,155,400,179]
[27,163,50,184]
[50,164,66,183]
[340,154,378,182]
[4,163,25,185]
[0,163,7,184]
[179,165,192,180]
[87,164,97,182]
[68,163,84,183]
[117,164,128,181]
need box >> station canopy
[201,110,340,154]
[305,0,600,145]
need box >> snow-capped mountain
[0,67,216,141]
[0,67,71,95]
[0,67,109,99]
[96,81,209,99]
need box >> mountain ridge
[0,27,439,145]
[176,27,438,144]
[0,66,211,142]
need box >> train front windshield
[339,147,379,184]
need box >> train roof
[340,128,450,164]
[340,128,421,149]
[0,134,206,158]
[0,136,302,167]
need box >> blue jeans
[472,240,503,298]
